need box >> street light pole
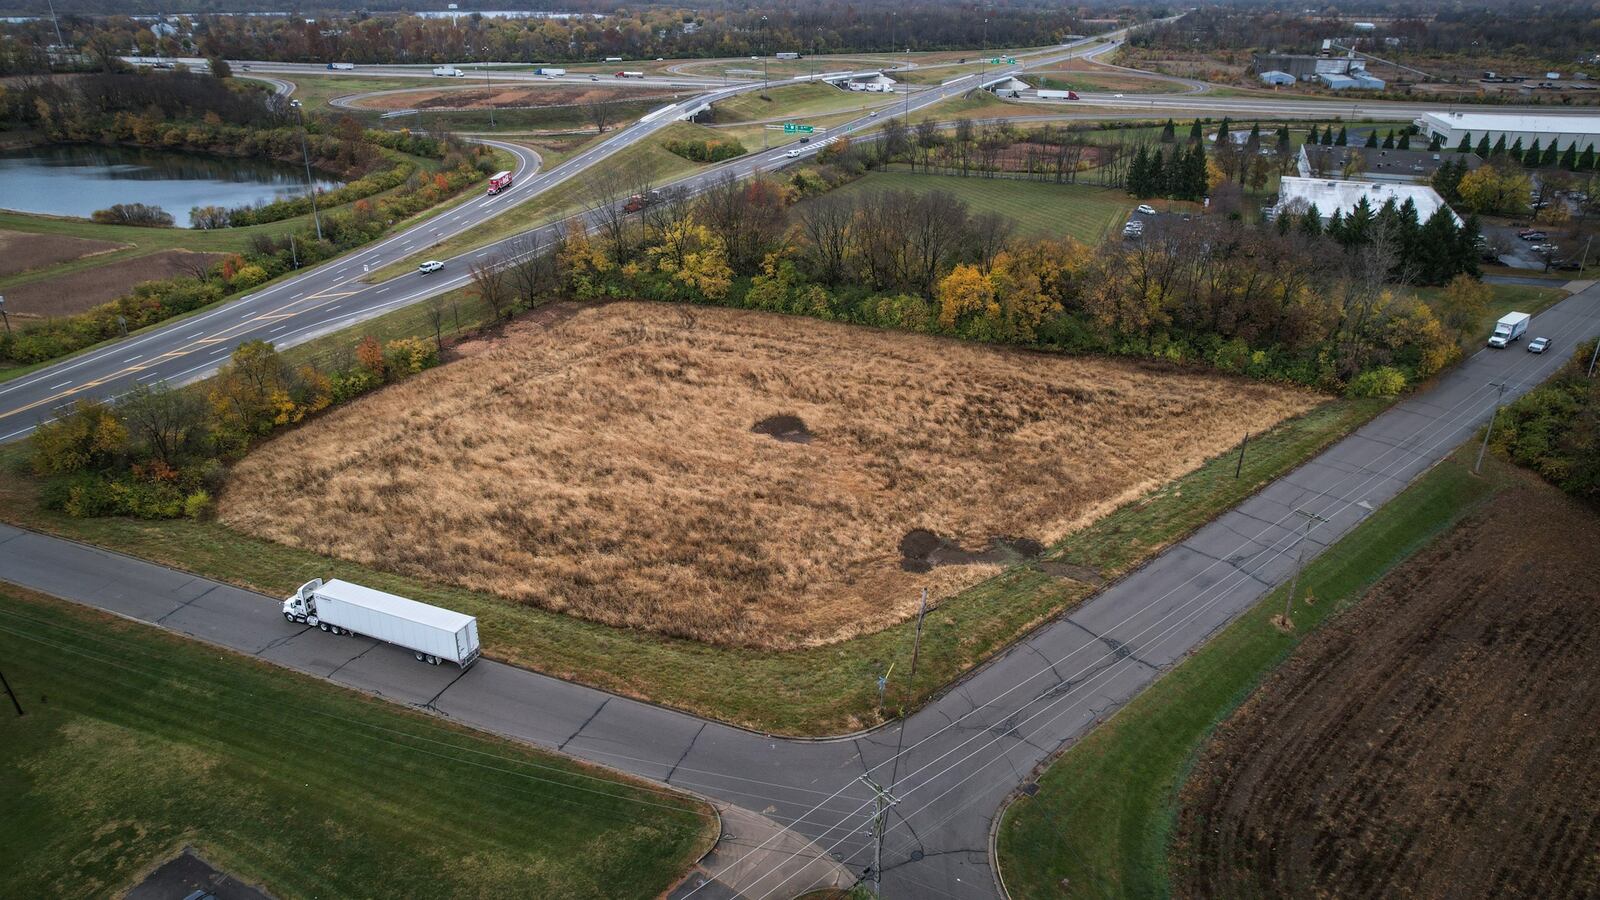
[484,67,495,129]
[1474,380,1509,474]
[1283,508,1329,626]
[0,295,10,334]
[290,100,323,242]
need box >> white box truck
[327,62,356,70]
[1488,311,1530,348]
[433,65,466,77]
[283,578,481,668]
[535,66,566,76]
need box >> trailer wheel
[319,622,331,632]
[426,655,440,666]
[415,651,425,662]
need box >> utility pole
[484,67,495,129]
[1283,507,1328,627]
[0,295,10,335]
[1474,380,1509,474]
[44,0,65,57]
[1588,337,1600,378]
[0,666,22,716]
[290,100,323,242]
[886,588,928,794]
[1581,233,1594,274]
[1235,432,1249,478]
[857,774,901,896]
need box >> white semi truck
[432,65,466,77]
[1488,311,1530,348]
[283,578,481,668]
[534,66,566,76]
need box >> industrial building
[1415,112,1600,153]
[1276,176,1460,225]
[1252,52,1355,80]
[1298,146,1480,183]
[1259,70,1296,86]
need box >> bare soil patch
[219,301,1317,649]
[2,250,225,318]
[0,228,126,278]
[1172,483,1600,899]
[358,85,674,111]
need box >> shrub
[663,137,747,163]
[31,400,127,475]
[383,337,437,378]
[229,264,269,290]
[183,489,214,520]
[1347,366,1408,397]
[91,202,174,227]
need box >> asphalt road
[4,285,1596,899]
[0,38,1112,443]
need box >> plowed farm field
[219,302,1317,649]
[1171,480,1600,899]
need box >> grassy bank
[996,445,1507,899]
[823,169,1136,242]
[0,582,713,898]
[0,348,1377,734]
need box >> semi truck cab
[283,578,326,626]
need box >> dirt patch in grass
[358,84,675,111]
[2,249,225,318]
[218,301,1318,649]
[1171,482,1600,899]
[0,228,127,277]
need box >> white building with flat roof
[1415,112,1600,152]
[1276,176,1460,224]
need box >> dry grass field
[1,249,224,318]
[219,302,1319,649]
[356,84,677,111]
[0,228,125,277]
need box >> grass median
[0,581,715,899]
[996,445,1507,899]
[821,169,1136,243]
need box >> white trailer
[1488,311,1530,347]
[283,578,481,668]
[535,66,566,76]
[327,62,356,71]
[432,65,465,77]
[1037,89,1080,100]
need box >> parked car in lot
[1136,204,1157,215]
[1532,243,1557,254]
[1528,336,1551,354]
[1122,221,1144,239]
[418,260,444,274]
[1519,230,1548,241]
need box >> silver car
[1527,336,1550,354]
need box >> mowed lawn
[0,584,713,899]
[826,170,1134,242]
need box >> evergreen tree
[1432,158,1465,204]
[1398,132,1410,150]
[1365,130,1379,148]
[1276,208,1294,235]
[1397,197,1423,265]
[1187,142,1209,199]
[1456,133,1472,153]
[1188,120,1203,144]
[1276,124,1291,156]
[1382,130,1396,149]
[1581,145,1597,171]
[1542,139,1559,167]
[1336,125,1348,146]
[1326,209,1346,243]
[1344,196,1374,245]
[1322,126,1335,146]
[1300,203,1323,238]
[1127,144,1149,195]
[1491,134,1507,157]
[1216,117,1231,147]
[1417,208,1459,283]
[1510,137,1524,159]
[1160,119,1176,143]
[1151,145,1169,196]
[1476,134,1491,157]
[1307,124,1320,145]
[1562,142,1578,169]
[1525,138,1543,167]
[1428,134,1443,151]
[1457,214,1483,279]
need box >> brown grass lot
[0,228,126,278]
[1171,480,1600,899]
[220,302,1318,649]
[2,249,225,318]
[358,85,677,111]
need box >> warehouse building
[1298,146,1480,183]
[1275,176,1460,225]
[1415,112,1600,153]
[1259,70,1296,86]
[1252,52,1356,80]
[1350,71,1386,90]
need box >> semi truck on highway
[487,170,514,195]
[433,66,466,77]
[1037,89,1080,100]
[327,62,356,70]
[1487,311,1530,348]
[616,70,645,78]
[535,67,566,76]
[283,578,481,668]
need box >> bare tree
[425,295,447,354]
[503,232,552,310]
[470,254,512,320]
[119,382,206,466]
[581,173,633,265]
[968,211,1014,270]
[584,99,614,134]
[796,192,856,284]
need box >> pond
[0,143,344,228]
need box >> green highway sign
[782,123,815,133]
[989,57,1002,64]
[1008,57,1018,64]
